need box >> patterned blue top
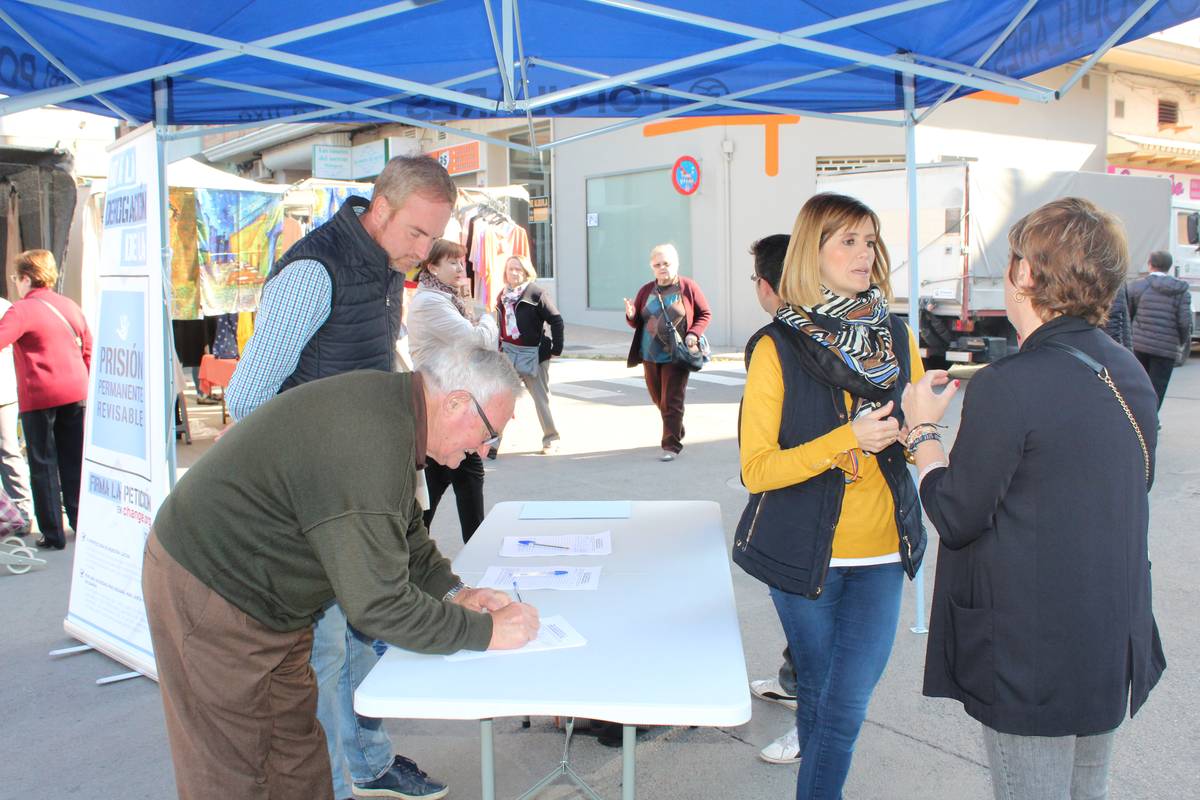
[225,259,331,421]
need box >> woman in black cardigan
[902,198,1165,800]
[496,254,565,454]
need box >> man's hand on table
[486,603,540,650]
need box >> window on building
[1159,99,1180,126]
[815,155,906,174]
[508,123,554,278]
[586,167,692,310]
[1114,99,1125,119]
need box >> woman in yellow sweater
[733,193,926,800]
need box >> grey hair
[416,342,523,404]
[372,155,456,210]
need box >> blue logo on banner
[92,291,146,458]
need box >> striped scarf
[775,285,898,418]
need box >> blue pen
[517,539,569,549]
[512,580,523,603]
[512,570,569,577]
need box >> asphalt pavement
[2,325,1197,799]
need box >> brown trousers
[643,360,690,453]
[142,532,333,800]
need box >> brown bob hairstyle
[416,238,467,274]
[15,249,58,289]
[1007,197,1128,327]
[778,193,892,308]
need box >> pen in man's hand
[512,580,523,603]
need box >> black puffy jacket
[1129,273,1192,359]
[1102,283,1132,349]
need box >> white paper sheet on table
[444,615,586,661]
[478,565,602,591]
[499,531,612,557]
[518,501,632,520]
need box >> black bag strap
[653,285,686,347]
[1039,340,1150,487]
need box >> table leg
[622,724,636,800]
[480,719,496,800]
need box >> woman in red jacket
[0,250,92,549]
[624,243,711,461]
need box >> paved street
[2,342,1198,800]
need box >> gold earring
[1013,291,1026,303]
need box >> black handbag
[654,286,710,372]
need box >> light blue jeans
[310,603,394,797]
[982,725,1117,800]
[771,563,904,800]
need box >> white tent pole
[154,80,177,487]
[903,68,928,635]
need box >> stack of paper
[445,615,587,661]
[499,531,612,557]
[478,565,601,591]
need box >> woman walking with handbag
[733,194,925,800]
[0,250,91,550]
[407,239,498,543]
[496,254,564,455]
[624,243,711,462]
[903,198,1164,800]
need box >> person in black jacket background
[1129,250,1192,409]
[496,254,564,454]
[903,197,1164,800]
[1101,281,1132,349]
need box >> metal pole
[903,70,928,635]
[480,719,496,800]
[622,724,636,800]
[154,80,177,487]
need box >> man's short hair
[1007,197,1128,327]
[372,156,456,211]
[750,234,789,293]
[1148,251,1173,272]
[417,342,522,404]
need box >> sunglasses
[470,395,501,449]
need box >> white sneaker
[749,678,798,710]
[660,450,676,462]
[542,441,560,455]
[759,727,801,765]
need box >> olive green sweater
[153,370,493,654]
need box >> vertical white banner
[64,124,169,679]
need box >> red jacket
[0,288,92,412]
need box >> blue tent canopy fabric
[1,0,1198,129]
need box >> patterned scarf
[775,285,899,418]
[418,268,468,318]
[501,283,527,339]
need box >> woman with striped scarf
[733,193,926,800]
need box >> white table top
[355,500,751,727]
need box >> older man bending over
[143,343,539,800]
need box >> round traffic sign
[672,155,700,196]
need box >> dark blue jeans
[770,563,904,800]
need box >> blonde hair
[779,193,892,308]
[15,249,58,289]
[504,253,538,284]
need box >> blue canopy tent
[3,0,1198,653]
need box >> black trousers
[21,401,85,546]
[1135,351,1175,410]
[423,452,485,543]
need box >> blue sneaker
[353,756,448,799]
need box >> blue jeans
[771,563,904,800]
[310,603,394,797]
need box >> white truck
[1168,197,1200,348]
[816,162,1173,363]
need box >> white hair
[416,341,523,404]
[649,243,679,264]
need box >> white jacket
[406,287,498,368]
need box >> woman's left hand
[901,370,960,428]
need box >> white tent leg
[154,80,178,487]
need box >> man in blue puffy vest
[226,155,456,800]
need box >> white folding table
[354,500,750,800]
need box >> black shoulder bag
[654,285,709,372]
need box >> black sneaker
[353,756,448,799]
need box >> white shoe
[750,678,798,710]
[660,450,676,462]
[759,727,801,765]
[542,441,560,455]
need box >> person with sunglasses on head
[407,238,500,544]
[143,341,538,800]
